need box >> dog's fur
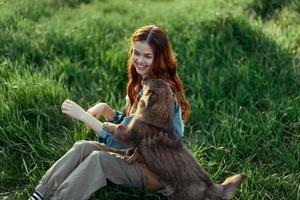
[103,78,246,200]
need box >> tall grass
[0,0,299,199]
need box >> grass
[0,0,299,199]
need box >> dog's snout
[142,77,151,85]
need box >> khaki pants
[35,140,160,200]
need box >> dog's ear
[172,93,178,107]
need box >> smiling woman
[126,25,191,120]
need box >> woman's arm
[61,99,103,133]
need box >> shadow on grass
[191,15,299,113]
[177,15,300,200]
[183,15,299,171]
[92,182,166,200]
[54,0,94,8]
[246,0,294,19]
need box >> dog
[103,78,246,200]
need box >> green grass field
[0,0,299,199]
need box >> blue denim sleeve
[173,103,184,137]
[98,111,134,151]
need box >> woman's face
[132,41,154,78]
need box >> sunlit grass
[0,0,299,199]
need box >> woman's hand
[61,99,104,133]
[87,103,107,119]
[61,99,87,121]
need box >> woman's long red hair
[126,25,191,122]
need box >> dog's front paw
[103,122,118,133]
[126,149,144,164]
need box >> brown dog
[103,78,246,200]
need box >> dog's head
[136,78,176,120]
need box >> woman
[30,25,191,200]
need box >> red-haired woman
[30,25,191,200]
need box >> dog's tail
[208,173,246,199]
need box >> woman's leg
[34,140,116,199]
[50,150,145,200]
